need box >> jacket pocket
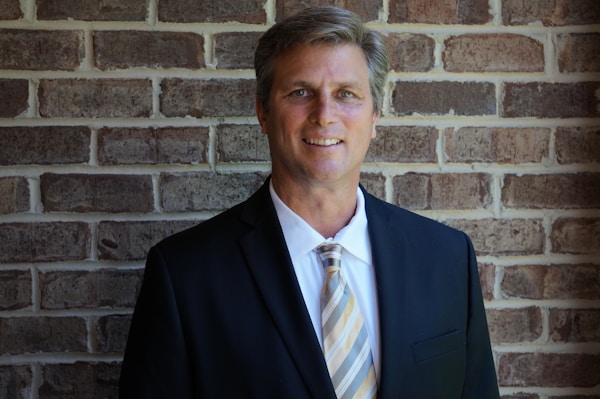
[411,329,465,364]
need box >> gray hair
[254,6,389,114]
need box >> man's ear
[371,112,380,138]
[256,98,268,134]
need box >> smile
[303,138,341,146]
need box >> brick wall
[0,0,599,397]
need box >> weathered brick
[94,31,204,70]
[214,32,261,69]
[0,222,90,263]
[478,263,495,301]
[98,220,198,260]
[41,173,153,213]
[0,177,28,214]
[0,29,84,71]
[448,219,545,256]
[0,365,31,399]
[443,34,544,72]
[160,172,267,212]
[216,124,270,162]
[0,317,86,354]
[37,0,147,21]
[0,270,31,310]
[40,269,143,309]
[0,126,90,165]
[487,307,543,344]
[501,264,600,300]
[277,0,382,22]
[385,33,435,72]
[500,394,538,399]
[97,127,209,165]
[95,314,132,352]
[389,0,491,24]
[393,173,492,210]
[549,309,600,343]
[502,173,600,209]
[39,79,152,118]
[359,172,386,201]
[503,82,600,118]
[498,353,600,387]
[556,126,600,164]
[158,0,265,23]
[161,78,255,118]
[558,33,600,73]
[0,79,28,117]
[365,126,438,163]
[502,0,600,26]
[551,217,600,255]
[444,127,550,164]
[0,0,23,20]
[393,81,496,116]
[39,362,120,398]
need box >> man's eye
[291,89,308,97]
[339,90,355,99]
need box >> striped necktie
[316,243,377,399]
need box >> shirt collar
[269,182,371,264]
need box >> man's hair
[254,6,390,114]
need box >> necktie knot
[316,243,343,268]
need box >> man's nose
[310,93,338,126]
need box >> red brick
[0,365,31,399]
[39,362,120,398]
[502,0,600,26]
[0,0,22,20]
[98,220,198,261]
[0,126,90,165]
[551,218,600,255]
[41,173,153,213]
[97,127,209,165]
[502,173,600,209]
[478,263,495,301]
[487,307,543,344]
[445,127,550,164]
[503,82,600,118]
[365,126,438,163]
[0,79,28,117]
[389,0,491,24]
[214,32,262,70]
[393,173,492,210]
[501,264,600,300]
[359,173,386,201]
[393,81,496,116]
[0,177,28,214]
[277,0,382,22]
[158,0,265,23]
[444,34,544,72]
[39,79,152,118]
[549,309,600,343]
[94,31,204,70]
[0,270,31,310]
[498,353,600,387]
[95,314,132,352]
[0,317,87,354]
[160,172,267,212]
[556,126,600,164]
[40,269,143,309]
[448,219,545,256]
[216,124,270,162]
[161,78,255,118]
[0,222,90,263]
[37,0,146,21]
[385,33,435,72]
[0,29,84,70]
[558,33,600,73]
[501,394,538,399]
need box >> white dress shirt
[269,182,381,379]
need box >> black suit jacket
[119,181,499,398]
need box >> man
[119,6,500,398]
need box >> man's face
[257,43,379,190]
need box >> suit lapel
[238,183,336,399]
[364,190,407,398]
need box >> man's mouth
[303,138,342,146]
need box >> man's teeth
[304,138,340,146]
